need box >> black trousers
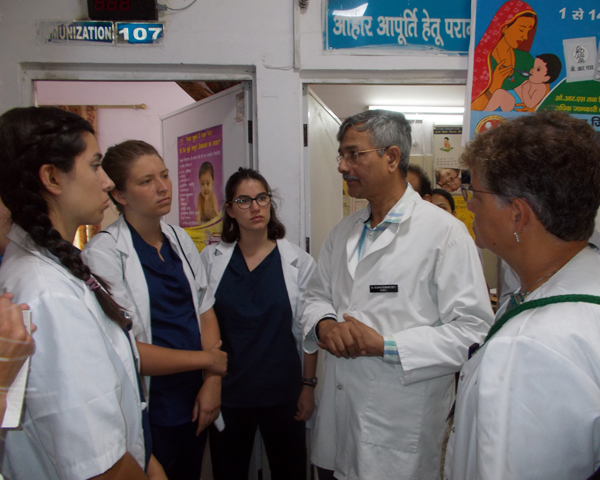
[209,402,307,480]
[317,467,338,480]
[151,421,207,480]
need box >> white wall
[35,81,194,155]
[0,0,469,245]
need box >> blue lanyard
[358,223,369,259]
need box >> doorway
[35,78,256,479]
[34,80,251,230]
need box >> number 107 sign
[116,23,163,44]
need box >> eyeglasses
[230,193,272,209]
[336,147,391,165]
[461,183,498,203]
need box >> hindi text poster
[177,125,223,252]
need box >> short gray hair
[337,109,412,175]
[461,111,600,241]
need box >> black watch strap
[302,377,318,387]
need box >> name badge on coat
[370,284,398,293]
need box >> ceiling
[177,81,241,101]
[309,84,467,121]
[177,81,468,122]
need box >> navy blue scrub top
[213,244,301,408]
[128,221,203,426]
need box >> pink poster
[177,125,223,251]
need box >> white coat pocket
[360,379,425,453]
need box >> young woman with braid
[0,106,166,480]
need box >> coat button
[337,384,343,390]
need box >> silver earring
[514,232,520,243]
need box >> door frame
[22,62,258,163]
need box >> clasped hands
[194,340,225,435]
[317,314,384,359]
[204,340,228,377]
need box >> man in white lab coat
[302,109,494,480]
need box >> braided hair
[0,106,127,327]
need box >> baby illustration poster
[468,0,600,138]
[177,125,223,252]
[433,126,464,192]
[432,126,475,237]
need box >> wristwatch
[302,377,318,387]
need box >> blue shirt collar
[358,183,418,229]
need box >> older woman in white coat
[201,167,317,480]
[83,140,226,480]
[446,111,600,480]
[0,106,167,479]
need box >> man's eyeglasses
[336,147,391,165]
[460,184,498,203]
[230,193,272,209]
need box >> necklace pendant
[512,291,530,305]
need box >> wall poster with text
[433,126,474,237]
[178,125,223,252]
[325,0,471,54]
[468,0,600,139]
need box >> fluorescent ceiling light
[332,3,368,16]
[404,114,464,125]
[369,106,465,114]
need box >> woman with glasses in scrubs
[201,167,317,480]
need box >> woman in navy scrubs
[83,140,226,480]
[201,168,318,480]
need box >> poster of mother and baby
[469,0,600,137]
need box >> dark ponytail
[0,107,128,328]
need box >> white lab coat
[82,216,214,394]
[200,238,316,360]
[0,225,145,480]
[302,187,494,480]
[446,246,600,480]
[497,230,600,309]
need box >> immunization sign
[39,21,164,45]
